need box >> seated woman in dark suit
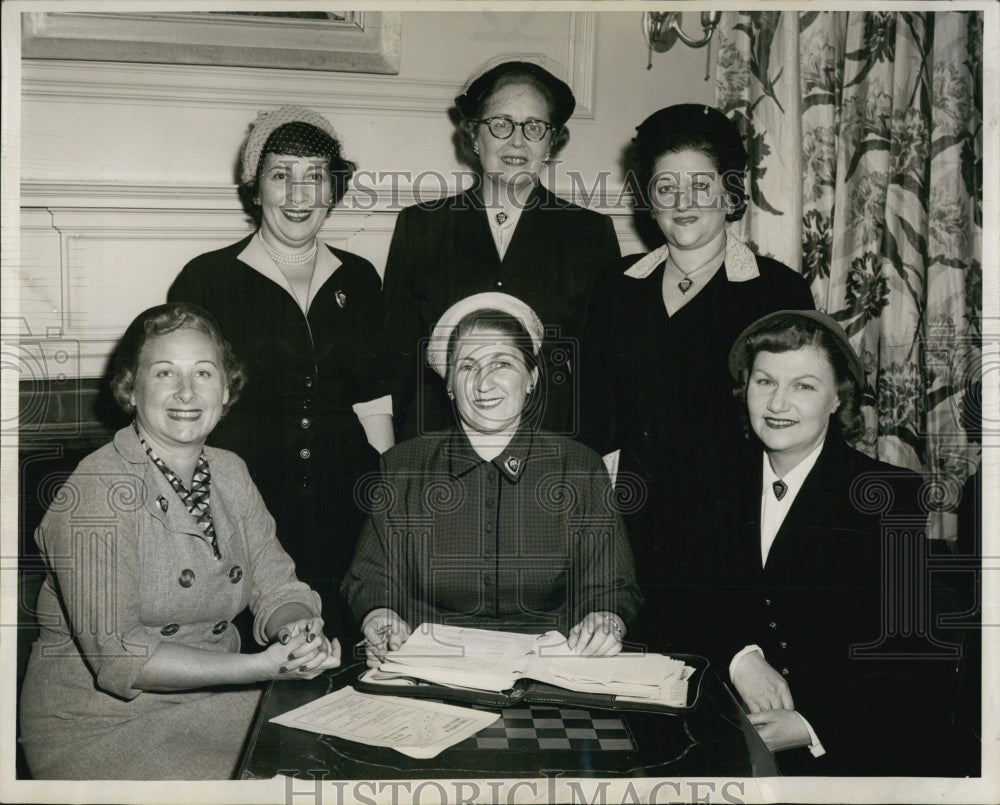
[717,310,955,775]
[343,293,641,664]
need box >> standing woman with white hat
[170,106,393,633]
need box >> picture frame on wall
[21,10,401,74]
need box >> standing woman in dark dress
[384,59,621,440]
[580,104,814,649]
[169,106,392,632]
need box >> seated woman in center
[343,293,641,661]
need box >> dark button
[178,569,195,588]
[212,621,228,634]
[161,623,179,636]
[228,565,243,583]
[780,667,790,676]
[304,376,313,388]
[485,523,493,533]
[483,575,493,587]
[300,417,311,429]
[157,496,169,513]
[768,621,777,629]
[299,448,311,460]
[779,641,788,650]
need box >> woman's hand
[259,630,341,680]
[747,709,812,752]
[567,611,624,656]
[361,608,411,668]
[731,651,794,713]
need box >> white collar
[239,233,341,314]
[762,438,826,493]
[624,230,760,282]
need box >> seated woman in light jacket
[715,310,954,775]
[343,293,642,664]
[19,303,340,780]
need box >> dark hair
[633,104,748,222]
[238,121,356,226]
[732,317,864,441]
[112,303,246,417]
[456,62,574,164]
[445,309,542,427]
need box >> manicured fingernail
[307,633,316,642]
[287,652,296,661]
[279,666,287,674]
[299,665,308,672]
[279,633,289,645]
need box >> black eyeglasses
[472,117,555,142]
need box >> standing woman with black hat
[169,106,392,633]
[579,105,814,650]
[383,59,621,440]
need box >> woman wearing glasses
[383,59,621,440]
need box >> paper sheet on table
[269,685,499,759]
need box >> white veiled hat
[426,293,544,379]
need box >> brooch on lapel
[335,290,347,308]
[505,456,521,475]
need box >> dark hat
[455,60,576,126]
[635,103,747,168]
[727,310,865,388]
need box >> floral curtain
[716,10,983,539]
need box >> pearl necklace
[258,233,317,267]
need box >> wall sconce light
[643,11,722,75]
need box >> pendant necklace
[669,258,696,294]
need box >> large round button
[161,623,179,636]
[300,417,311,429]
[299,448,311,460]
[178,569,195,588]
[228,565,243,584]
[212,621,228,634]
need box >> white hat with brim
[427,292,544,379]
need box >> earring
[526,385,533,394]
[473,143,480,156]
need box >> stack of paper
[377,624,697,707]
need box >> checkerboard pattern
[461,706,636,751]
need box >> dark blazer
[383,183,621,440]
[169,234,384,629]
[577,249,814,649]
[710,434,957,775]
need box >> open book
[356,624,705,713]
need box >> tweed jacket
[26,426,320,700]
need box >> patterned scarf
[135,424,221,559]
